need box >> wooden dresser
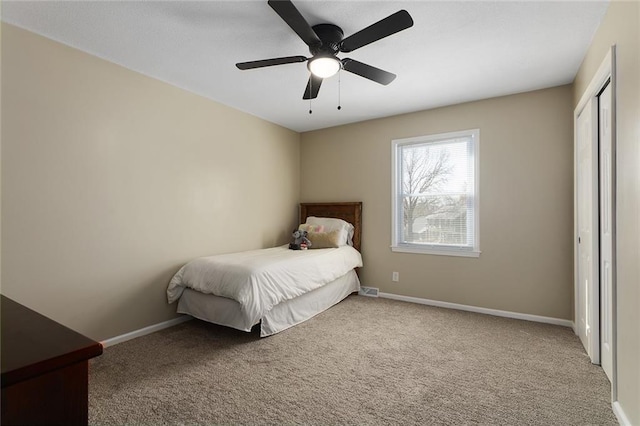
[1,295,103,425]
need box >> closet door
[576,98,599,363]
[598,82,613,381]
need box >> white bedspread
[167,245,362,327]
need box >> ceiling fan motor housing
[310,24,344,57]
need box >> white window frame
[391,129,480,257]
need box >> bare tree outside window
[401,142,470,245]
[402,146,452,241]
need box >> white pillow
[305,216,355,246]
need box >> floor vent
[359,286,379,297]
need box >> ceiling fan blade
[268,0,321,47]
[303,74,323,99]
[236,55,307,70]
[339,10,413,53]
[342,58,396,85]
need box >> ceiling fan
[236,0,414,100]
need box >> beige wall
[1,24,300,341]
[573,0,640,423]
[301,85,574,320]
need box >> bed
[167,202,363,336]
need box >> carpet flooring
[89,296,616,425]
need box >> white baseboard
[613,401,631,426]
[378,292,574,328]
[101,315,192,348]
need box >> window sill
[390,245,481,258]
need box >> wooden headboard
[300,202,362,252]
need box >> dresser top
[1,295,103,387]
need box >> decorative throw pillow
[298,223,324,233]
[307,230,342,249]
[305,217,353,246]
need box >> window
[391,129,479,257]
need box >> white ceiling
[2,1,609,133]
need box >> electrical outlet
[392,272,399,282]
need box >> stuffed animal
[289,229,312,250]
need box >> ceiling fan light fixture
[308,56,341,78]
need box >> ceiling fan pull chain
[337,69,342,111]
[309,78,313,114]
